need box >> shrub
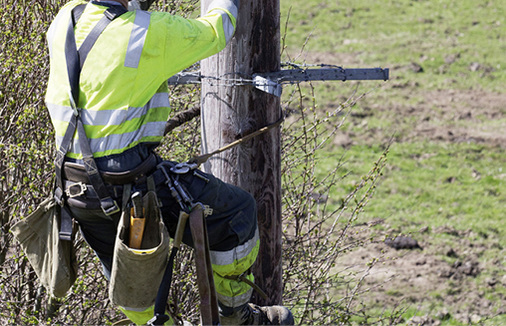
[1,1,390,324]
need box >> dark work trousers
[67,159,258,282]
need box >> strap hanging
[189,204,220,325]
[55,4,86,203]
[56,3,127,239]
[149,207,191,326]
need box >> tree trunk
[200,0,282,306]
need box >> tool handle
[131,191,143,218]
[129,192,145,249]
[173,210,190,249]
[129,214,146,249]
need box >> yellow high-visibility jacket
[45,0,237,159]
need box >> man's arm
[205,0,238,43]
[145,0,239,79]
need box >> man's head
[96,0,157,11]
[96,0,128,9]
[131,0,158,11]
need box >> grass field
[280,0,505,324]
[1,1,503,324]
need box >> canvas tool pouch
[10,196,77,298]
[109,189,170,310]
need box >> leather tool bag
[109,183,171,310]
[11,197,77,298]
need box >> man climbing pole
[45,0,294,324]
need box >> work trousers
[66,157,259,319]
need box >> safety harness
[54,2,127,240]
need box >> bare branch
[164,105,200,136]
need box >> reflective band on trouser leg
[214,272,255,307]
[119,305,174,325]
[211,229,260,308]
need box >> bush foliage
[0,1,387,324]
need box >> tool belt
[63,153,158,185]
[62,154,167,210]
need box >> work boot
[220,303,294,325]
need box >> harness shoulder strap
[78,5,128,68]
[55,3,127,239]
[72,4,86,23]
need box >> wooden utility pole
[200,0,282,305]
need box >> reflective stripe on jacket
[45,0,237,159]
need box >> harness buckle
[65,181,87,198]
[101,197,121,216]
[68,89,79,117]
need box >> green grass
[316,141,505,247]
[280,0,506,323]
[281,0,506,93]
[359,142,503,234]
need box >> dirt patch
[347,86,506,149]
[388,88,504,148]
[302,51,506,149]
[336,224,506,325]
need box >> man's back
[46,0,236,163]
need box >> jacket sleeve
[145,0,238,79]
[205,0,238,43]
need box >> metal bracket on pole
[167,67,389,97]
[252,75,283,97]
[256,67,389,83]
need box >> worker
[45,0,293,324]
